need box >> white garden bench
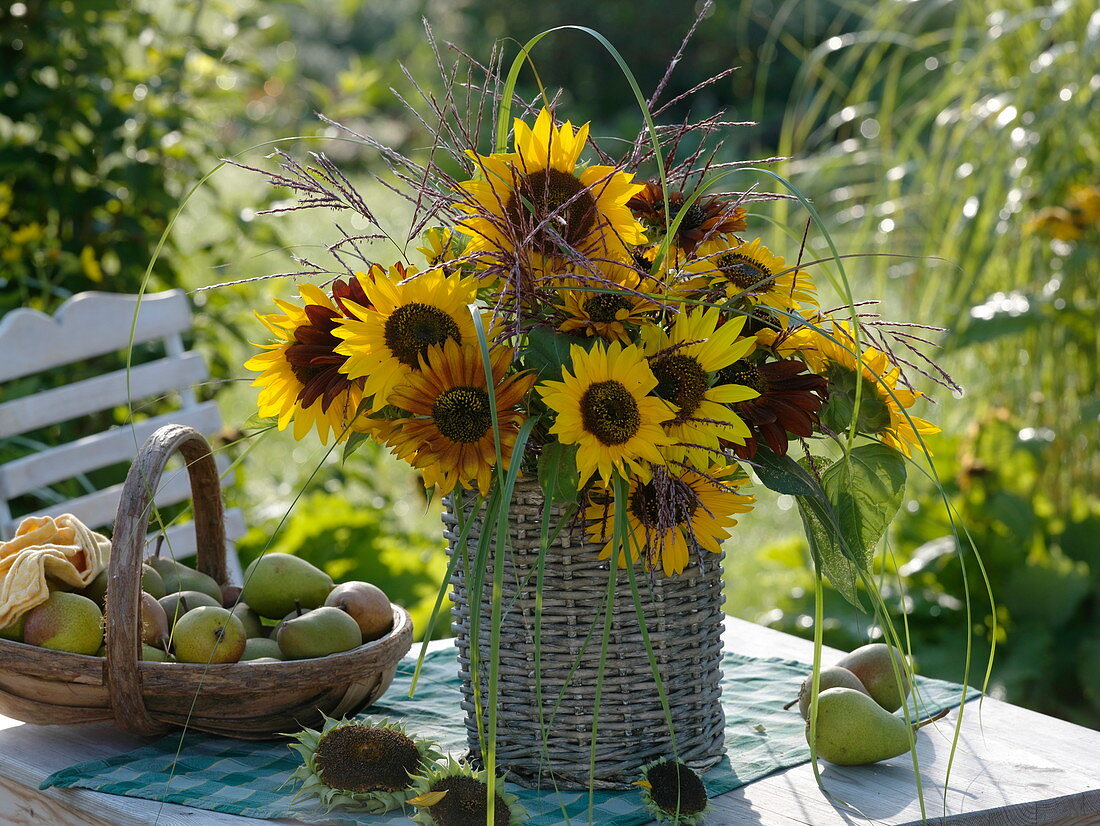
[0,290,244,583]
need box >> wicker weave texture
[444,477,726,790]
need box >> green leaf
[341,431,369,463]
[751,446,818,495]
[821,443,907,565]
[537,441,579,505]
[794,486,866,611]
[521,325,591,381]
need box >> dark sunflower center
[383,303,462,368]
[313,726,421,793]
[651,353,709,422]
[583,293,633,324]
[432,386,493,443]
[671,199,708,233]
[428,776,511,826]
[716,252,772,294]
[646,761,708,816]
[580,380,641,445]
[629,478,698,529]
[505,168,598,254]
[717,360,768,394]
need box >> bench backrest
[0,290,244,581]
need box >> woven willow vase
[443,477,726,790]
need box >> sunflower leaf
[538,441,579,504]
[822,443,907,561]
[341,431,370,463]
[521,324,592,380]
[750,446,818,495]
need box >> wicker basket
[0,424,412,740]
[444,477,726,790]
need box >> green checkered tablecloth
[41,645,976,825]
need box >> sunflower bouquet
[245,102,942,580]
[240,19,955,794]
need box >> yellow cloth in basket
[0,514,111,629]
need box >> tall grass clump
[747,0,1100,726]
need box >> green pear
[159,590,222,631]
[83,564,165,608]
[836,643,913,712]
[141,643,174,662]
[795,665,872,721]
[807,687,946,765]
[324,581,393,642]
[139,592,170,647]
[0,613,25,642]
[242,553,333,619]
[276,606,362,660]
[172,606,247,664]
[146,557,222,602]
[240,637,284,661]
[231,602,265,638]
[22,592,103,655]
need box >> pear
[0,613,25,642]
[141,643,174,662]
[807,687,946,765]
[23,592,103,655]
[230,602,265,638]
[83,564,166,607]
[241,553,333,619]
[836,643,913,712]
[159,590,221,631]
[139,592,171,648]
[277,606,362,660]
[324,581,393,642]
[792,665,872,721]
[240,637,284,661]
[146,556,222,602]
[172,606,247,664]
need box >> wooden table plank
[0,618,1097,825]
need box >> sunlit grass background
[2,0,1096,727]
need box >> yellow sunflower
[377,340,536,496]
[556,274,659,344]
[333,263,479,410]
[586,466,755,577]
[455,109,646,264]
[245,279,368,444]
[683,238,817,312]
[639,307,759,466]
[537,341,674,486]
[764,320,940,456]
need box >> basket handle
[105,424,229,736]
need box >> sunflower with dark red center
[716,358,828,459]
[333,263,479,410]
[455,109,646,269]
[627,181,747,258]
[537,341,674,486]
[379,340,535,496]
[761,320,940,456]
[245,276,372,444]
[683,237,817,313]
[586,465,754,576]
[640,307,758,466]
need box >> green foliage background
[2,0,1097,725]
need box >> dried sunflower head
[287,714,442,814]
[408,756,525,826]
[635,757,709,825]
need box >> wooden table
[1,617,1098,826]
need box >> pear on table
[807,687,947,765]
[835,643,913,713]
[793,665,871,721]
